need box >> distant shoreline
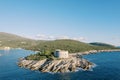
[0,47,22,50]
[0,47,4,50]
[82,49,120,55]
[69,49,120,57]
[0,47,120,54]
[0,47,11,50]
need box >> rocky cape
[18,49,120,73]
[18,55,93,73]
[82,49,120,54]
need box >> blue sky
[0,0,120,45]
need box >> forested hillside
[27,39,117,53]
[0,32,37,48]
[0,32,118,53]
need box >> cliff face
[18,56,93,73]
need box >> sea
[0,49,120,80]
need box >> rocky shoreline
[18,55,93,73]
[82,49,120,55]
[18,49,120,73]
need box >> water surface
[0,49,120,80]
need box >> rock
[31,59,47,70]
[18,55,93,73]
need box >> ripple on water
[0,50,120,80]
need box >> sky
[0,0,120,46]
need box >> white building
[54,49,69,58]
[4,47,10,50]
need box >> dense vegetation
[25,51,55,60]
[27,39,117,53]
[0,32,38,49]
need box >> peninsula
[18,50,93,73]
[18,49,120,73]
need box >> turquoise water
[0,49,120,80]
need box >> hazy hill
[0,32,37,48]
[0,32,117,52]
[89,42,115,48]
[0,32,32,41]
[27,39,117,53]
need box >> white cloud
[56,36,69,39]
[35,34,55,40]
[34,34,86,42]
[72,37,86,41]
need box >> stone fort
[54,49,69,58]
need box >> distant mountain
[0,32,32,41]
[0,32,36,48]
[116,46,120,48]
[89,42,115,48]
